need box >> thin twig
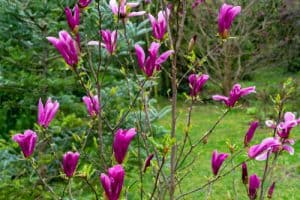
[150,156,166,200]
[175,158,251,200]
[177,109,230,170]
[80,176,99,200]
[30,159,59,200]
[175,98,194,169]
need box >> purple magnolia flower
[100,30,117,54]
[82,95,100,117]
[248,137,281,160]
[148,8,170,40]
[109,0,146,18]
[242,162,248,184]
[12,130,38,158]
[211,150,229,176]
[218,3,241,39]
[38,98,59,128]
[65,4,80,33]
[100,164,125,200]
[47,30,79,67]
[62,151,80,177]
[248,174,260,200]
[277,112,298,138]
[267,182,276,199]
[192,0,204,9]
[244,121,259,147]
[134,42,174,77]
[78,0,92,8]
[113,128,136,164]
[143,153,154,172]
[212,84,256,107]
[188,74,209,97]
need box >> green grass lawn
[157,102,300,200]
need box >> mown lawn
[157,102,300,200]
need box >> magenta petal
[218,3,241,37]
[156,50,174,65]
[78,0,92,8]
[127,2,139,8]
[242,162,248,184]
[248,174,260,200]
[284,112,296,121]
[83,95,100,117]
[135,44,145,68]
[100,165,125,200]
[62,151,80,177]
[212,95,228,102]
[240,86,256,96]
[143,154,154,172]
[282,145,294,155]
[148,42,160,57]
[47,30,78,67]
[188,74,209,97]
[38,98,59,127]
[100,173,111,198]
[268,182,276,199]
[38,98,44,125]
[248,137,280,159]
[211,150,228,176]
[12,130,38,158]
[244,121,259,147]
[128,11,146,17]
[113,128,137,164]
[109,0,119,14]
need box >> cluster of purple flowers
[12,0,297,199]
[240,111,299,199]
[12,95,136,200]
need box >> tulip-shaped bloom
[277,112,298,138]
[38,98,59,128]
[100,30,117,54]
[251,137,294,161]
[135,42,174,77]
[148,8,170,40]
[192,0,204,9]
[244,121,259,147]
[212,84,255,107]
[62,151,80,177]
[65,4,80,33]
[267,182,275,199]
[82,95,100,117]
[47,31,79,67]
[241,162,248,184]
[188,74,209,97]
[78,0,92,8]
[248,174,260,200]
[248,137,281,160]
[109,0,146,18]
[211,150,229,176]
[12,130,38,158]
[143,153,154,172]
[218,3,241,39]
[113,128,136,164]
[100,164,125,200]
